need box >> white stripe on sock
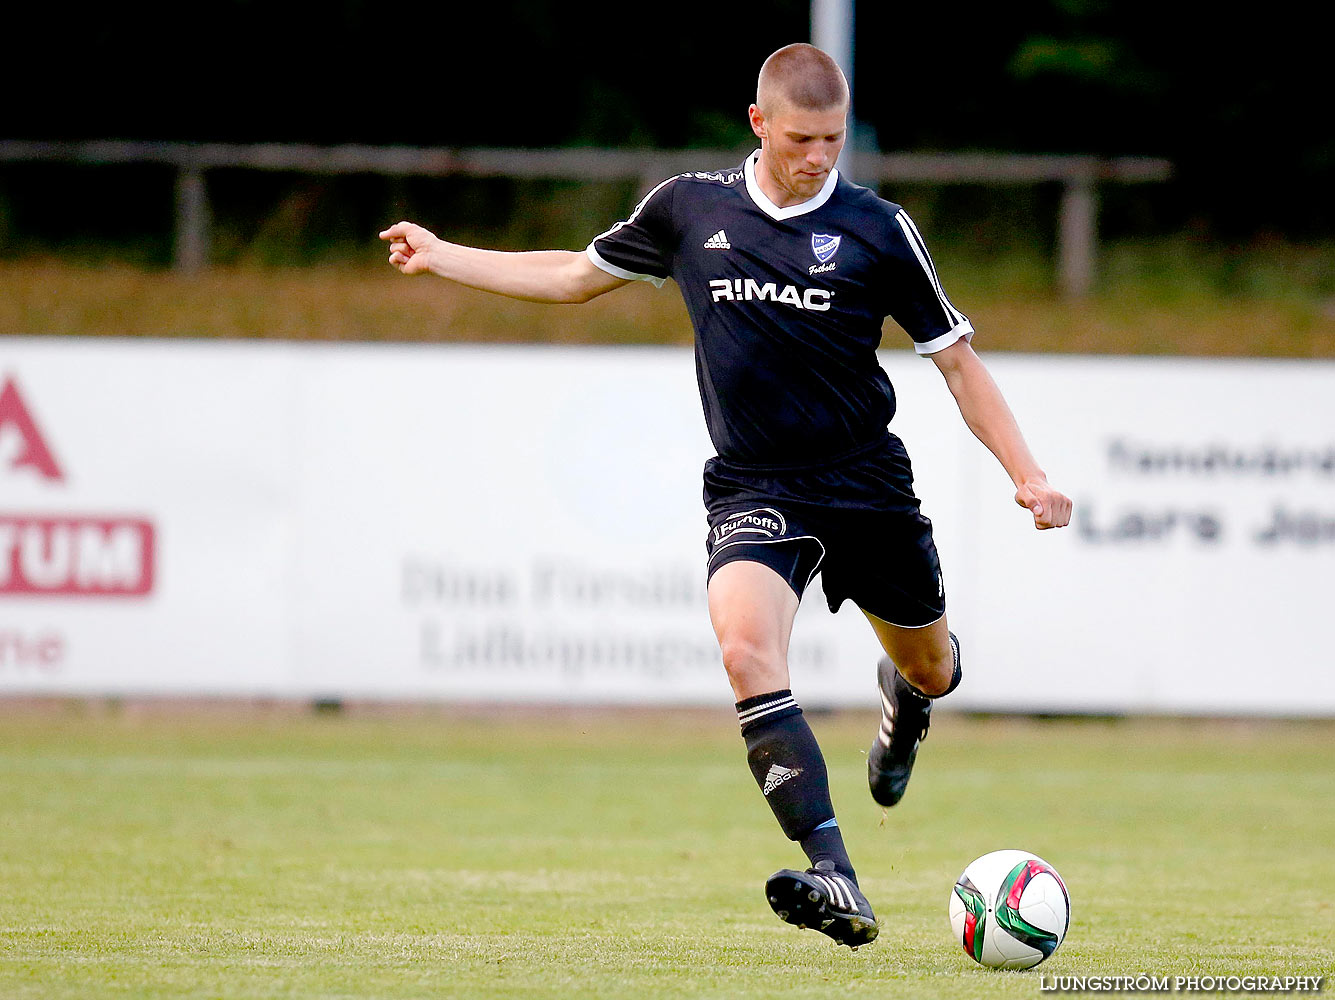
[737,695,797,726]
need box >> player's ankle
[801,821,857,885]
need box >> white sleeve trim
[585,244,666,288]
[914,320,975,356]
[896,210,968,330]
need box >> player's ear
[748,104,767,141]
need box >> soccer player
[379,43,1072,950]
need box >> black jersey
[587,151,974,469]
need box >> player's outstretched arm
[930,340,1072,530]
[378,221,629,304]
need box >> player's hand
[378,221,440,276]
[1014,477,1072,530]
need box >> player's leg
[819,485,961,809]
[708,557,878,947]
[708,558,797,701]
[710,559,851,873]
[864,611,956,696]
[862,611,962,807]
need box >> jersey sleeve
[585,175,678,288]
[882,210,975,356]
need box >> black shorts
[703,433,945,628]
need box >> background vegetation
[2,0,1331,352]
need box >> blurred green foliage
[0,0,1330,309]
[3,168,1329,310]
[4,0,1332,240]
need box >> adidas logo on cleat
[763,763,801,795]
[703,229,731,249]
[765,866,879,949]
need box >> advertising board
[3,339,1331,714]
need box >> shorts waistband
[711,431,893,475]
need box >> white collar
[743,149,840,221]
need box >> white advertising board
[0,340,296,694]
[2,338,1332,714]
[960,358,1335,714]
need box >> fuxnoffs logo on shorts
[711,507,788,548]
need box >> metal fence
[0,140,1171,297]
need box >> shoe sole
[765,871,879,949]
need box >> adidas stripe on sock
[736,690,799,732]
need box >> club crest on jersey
[811,233,841,264]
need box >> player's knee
[719,635,785,692]
[897,644,955,697]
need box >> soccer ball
[949,849,1070,969]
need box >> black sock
[736,689,857,883]
[799,821,855,880]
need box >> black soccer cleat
[867,655,934,807]
[765,861,879,949]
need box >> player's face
[749,101,847,206]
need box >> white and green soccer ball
[949,849,1070,969]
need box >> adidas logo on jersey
[763,763,802,796]
[703,230,731,249]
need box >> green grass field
[1,707,1331,999]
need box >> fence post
[174,166,210,273]
[1058,171,1097,298]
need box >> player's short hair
[756,43,849,115]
